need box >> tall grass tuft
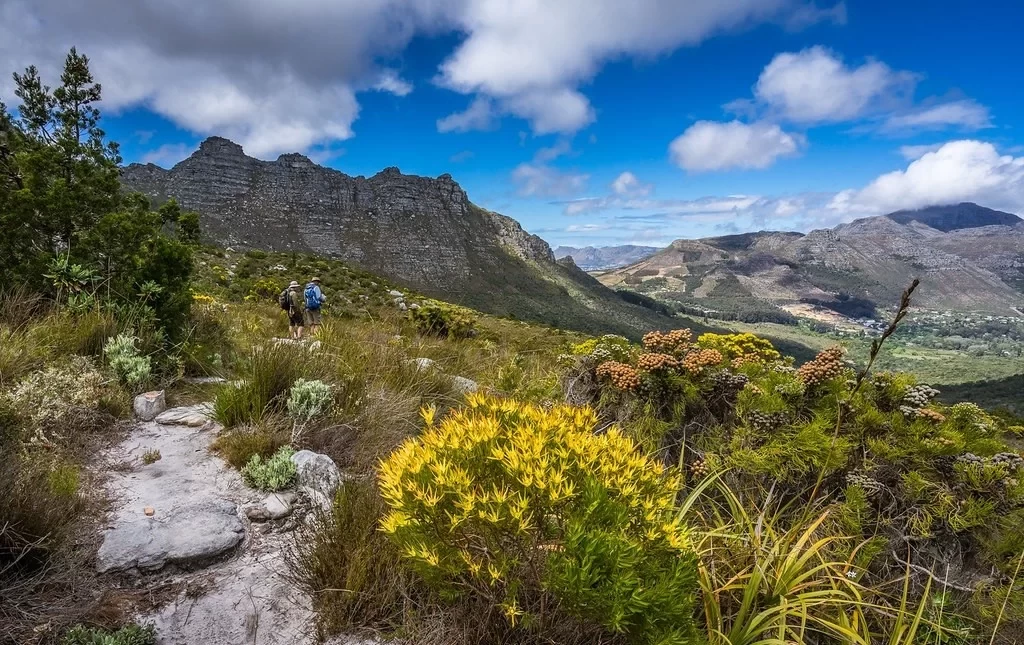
[213,342,331,427]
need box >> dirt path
[94,404,320,644]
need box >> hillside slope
[599,204,1024,318]
[121,137,683,338]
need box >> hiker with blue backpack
[303,277,326,335]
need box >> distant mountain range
[597,203,1024,320]
[553,245,660,270]
[120,137,686,338]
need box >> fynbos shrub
[379,393,699,643]
[241,446,297,491]
[103,333,152,388]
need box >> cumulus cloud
[669,120,803,171]
[1,0,844,154]
[434,0,843,134]
[611,171,652,197]
[752,46,916,123]
[829,140,1024,214]
[449,150,475,163]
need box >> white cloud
[436,97,496,133]
[434,0,842,134]
[611,171,652,197]
[373,70,413,96]
[534,139,574,162]
[449,150,475,163]
[141,142,193,167]
[881,99,991,133]
[669,120,802,171]
[752,46,916,123]
[512,163,589,198]
[898,143,945,160]
[829,140,1024,214]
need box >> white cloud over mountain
[669,121,803,171]
[0,0,843,156]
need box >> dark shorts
[305,309,322,325]
[289,311,304,326]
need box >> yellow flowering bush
[696,332,781,363]
[378,393,698,643]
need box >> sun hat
[288,280,299,288]
[311,276,321,282]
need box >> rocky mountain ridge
[598,203,1024,318]
[121,137,678,337]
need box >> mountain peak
[197,136,245,157]
[885,202,1021,232]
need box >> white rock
[388,289,403,297]
[451,376,479,394]
[155,404,213,427]
[408,303,420,310]
[408,357,436,371]
[134,390,166,421]
[398,302,408,312]
[182,376,228,385]
[262,492,296,519]
[291,450,342,507]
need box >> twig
[890,551,975,593]
[853,278,919,394]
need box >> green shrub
[4,356,108,435]
[287,378,333,422]
[241,446,297,491]
[379,394,699,644]
[213,419,290,469]
[141,449,161,465]
[103,334,152,388]
[62,624,156,645]
[410,301,476,339]
[213,343,328,427]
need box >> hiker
[304,276,326,335]
[280,280,305,339]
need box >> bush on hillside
[4,357,110,436]
[379,394,699,644]
[570,326,1024,622]
[410,301,476,340]
[62,624,156,645]
[103,334,152,389]
[241,446,297,491]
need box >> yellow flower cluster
[642,329,693,355]
[797,346,847,386]
[191,291,216,306]
[596,360,642,391]
[696,332,781,363]
[681,348,724,374]
[637,352,680,373]
[378,393,689,594]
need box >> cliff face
[121,137,680,338]
[122,137,554,292]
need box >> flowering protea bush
[378,393,699,643]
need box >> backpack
[304,284,321,310]
[278,289,290,311]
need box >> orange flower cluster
[596,361,642,391]
[916,408,946,424]
[797,346,846,386]
[681,349,723,373]
[637,352,680,372]
[731,354,762,369]
[642,329,693,355]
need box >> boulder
[134,390,166,421]
[388,289,403,297]
[408,303,420,310]
[155,403,214,427]
[291,450,342,506]
[398,302,408,312]
[451,376,479,394]
[263,492,296,519]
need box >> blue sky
[2,0,1022,247]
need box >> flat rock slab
[155,403,214,427]
[96,419,248,573]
